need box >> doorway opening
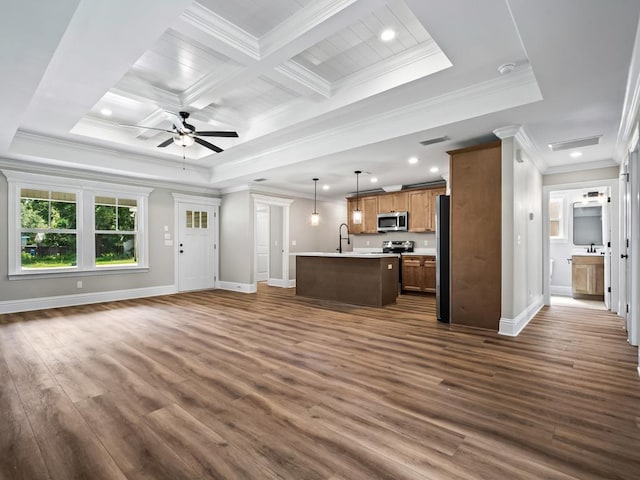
[544,180,617,312]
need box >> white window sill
[8,266,150,280]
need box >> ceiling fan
[120,111,238,153]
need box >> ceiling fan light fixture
[173,133,194,147]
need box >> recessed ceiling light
[430,166,439,173]
[408,157,418,164]
[370,177,378,183]
[380,29,396,42]
[322,185,330,190]
[100,108,112,116]
[570,151,583,158]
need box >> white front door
[177,202,215,291]
[255,204,269,282]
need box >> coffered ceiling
[2,0,640,200]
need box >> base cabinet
[572,255,604,298]
[402,255,436,293]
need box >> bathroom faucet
[337,223,350,253]
[587,243,596,253]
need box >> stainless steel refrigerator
[436,194,450,323]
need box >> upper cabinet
[378,192,408,213]
[347,185,445,234]
[408,186,446,232]
[348,196,378,234]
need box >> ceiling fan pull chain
[182,146,186,171]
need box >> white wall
[498,131,543,336]
[219,190,253,285]
[0,168,219,312]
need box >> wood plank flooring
[1,285,639,479]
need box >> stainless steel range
[382,240,414,254]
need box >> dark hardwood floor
[1,285,639,479]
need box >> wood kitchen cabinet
[401,255,436,293]
[378,191,408,213]
[572,255,604,298]
[348,196,378,234]
[408,186,445,232]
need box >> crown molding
[331,40,449,94]
[616,20,640,159]
[212,66,542,184]
[181,2,259,60]
[135,108,171,140]
[492,125,521,139]
[113,75,182,109]
[181,62,246,108]
[275,60,331,98]
[514,125,548,174]
[543,158,618,175]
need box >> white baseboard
[267,278,296,288]
[550,285,572,296]
[0,285,177,314]
[216,281,257,293]
[499,295,544,337]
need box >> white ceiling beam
[273,61,331,98]
[0,0,81,151]
[20,0,193,136]
[175,0,390,110]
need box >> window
[3,170,152,277]
[186,210,208,229]
[549,196,565,240]
[95,196,138,266]
[20,189,78,269]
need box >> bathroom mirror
[572,203,603,246]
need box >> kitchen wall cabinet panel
[408,191,429,232]
[378,192,408,213]
[348,196,378,234]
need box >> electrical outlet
[423,240,428,246]
[366,240,370,246]
[387,264,393,270]
[76,280,83,289]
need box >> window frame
[3,170,152,278]
[549,194,567,243]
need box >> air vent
[253,178,267,182]
[420,136,449,146]
[548,135,601,152]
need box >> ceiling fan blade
[194,137,223,153]
[119,124,175,134]
[157,138,174,148]
[195,131,239,138]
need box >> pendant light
[311,178,320,226]
[352,170,362,225]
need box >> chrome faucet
[337,223,350,253]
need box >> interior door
[255,204,269,282]
[602,190,611,310]
[177,203,214,291]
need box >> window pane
[550,221,560,237]
[21,188,49,200]
[50,201,76,229]
[117,205,136,231]
[21,232,76,269]
[95,196,116,205]
[549,199,561,220]
[95,204,116,230]
[201,211,208,228]
[20,199,48,228]
[95,234,137,266]
[51,191,76,202]
[194,211,200,228]
[186,210,192,228]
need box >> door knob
[179,250,184,253]
[621,254,628,259]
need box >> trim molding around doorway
[499,294,544,336]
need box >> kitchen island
[294,252,399,307]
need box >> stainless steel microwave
[377,211,408,232]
